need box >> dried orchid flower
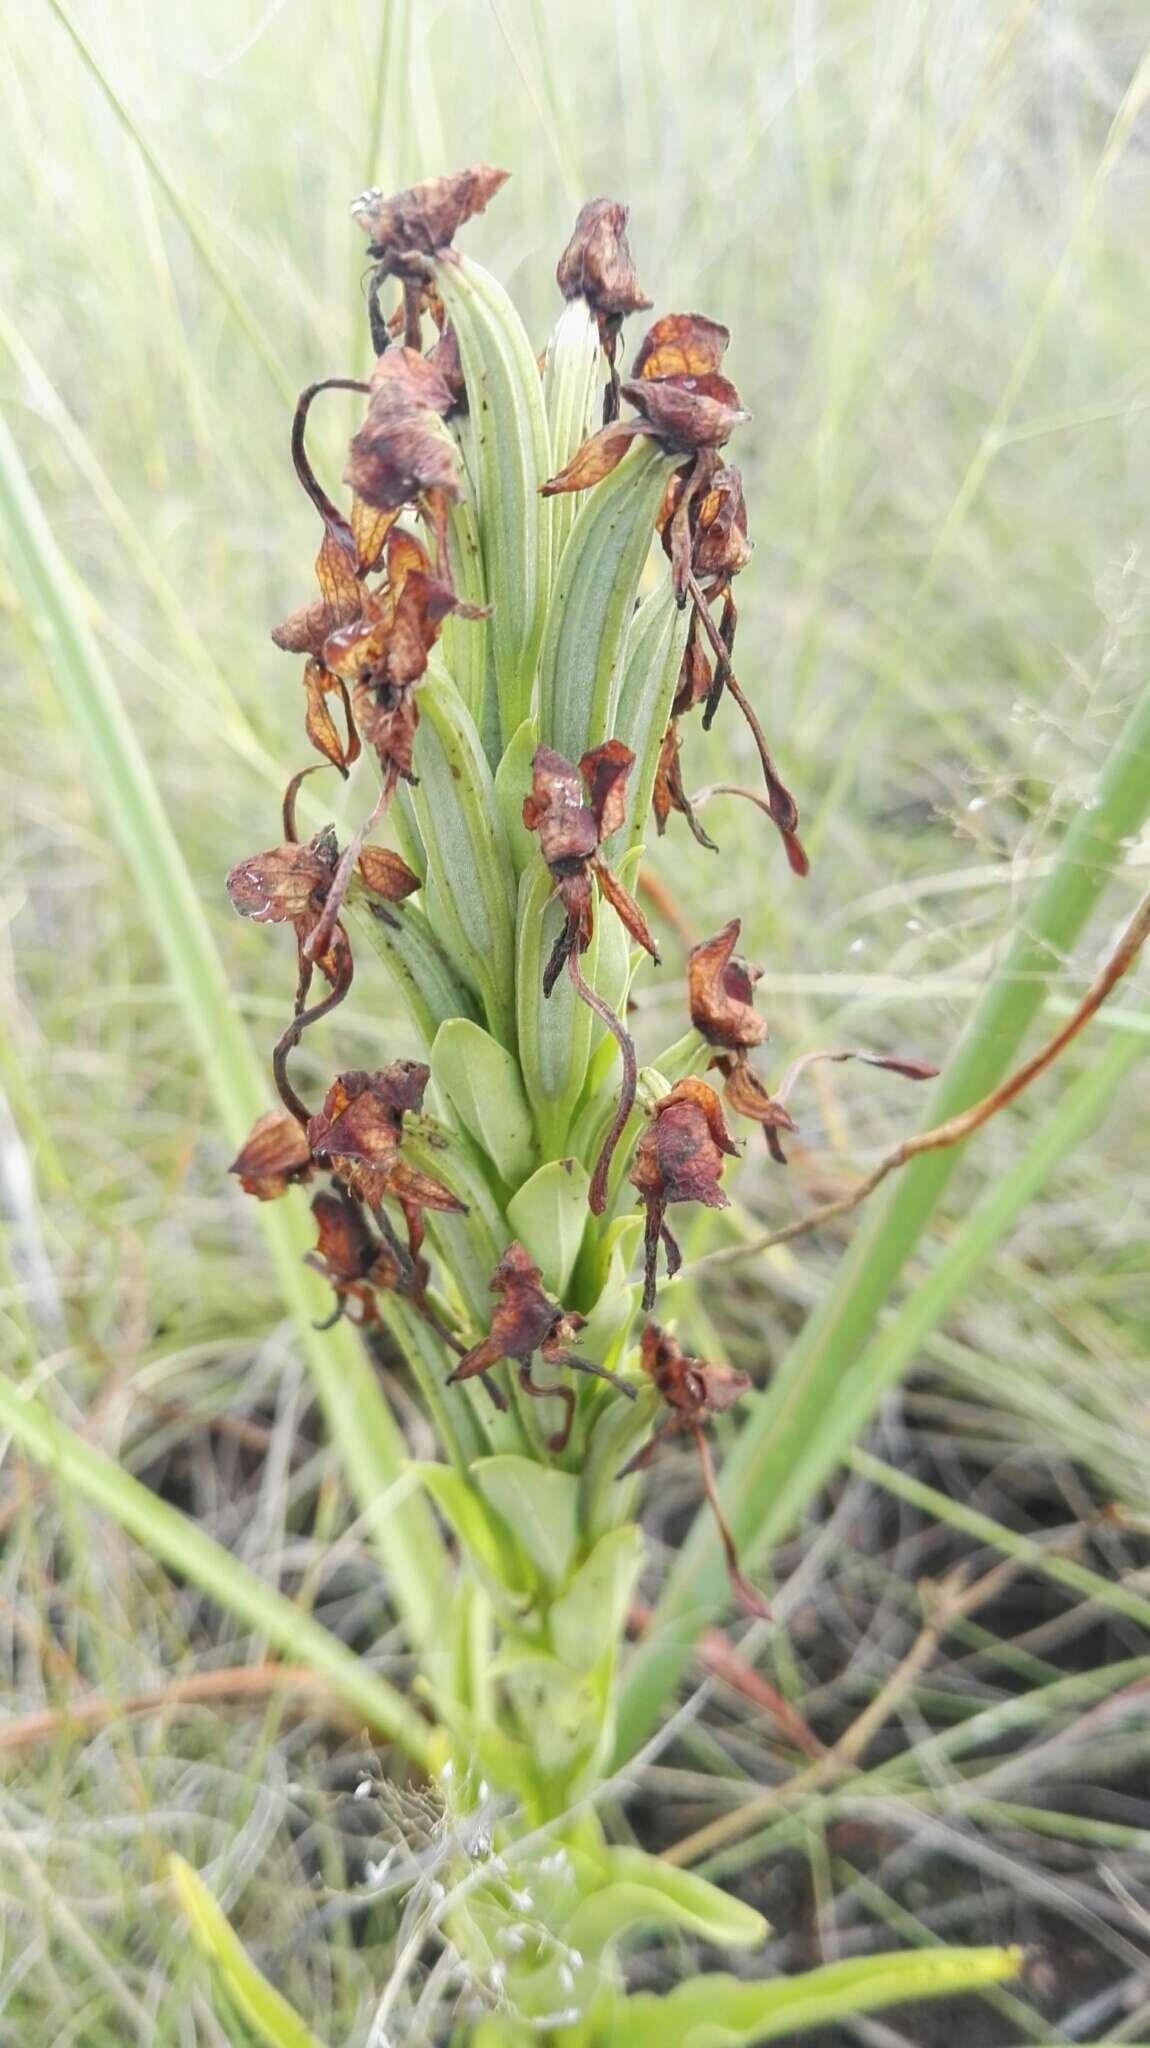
[306,1064,466,1279]
[542,316,806,875]
[447,1241,634,1454]
[228,1109,314,1202]
[555,196,652,422]
[618,1324,768,1617]
[523,740,660,1213]
[351,164,509,349]
[226,828,418,1125]
[629,1078,739,1309]
[305,1188,404,1328]
[688,919,936,1163]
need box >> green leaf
[615,1947,1022,2047]
[550,1525,644,1671]
[401,1120,509,1324]
[409,1460,532,1601]
[408,665,517,1046]
[506,1157,591,1297]
[347,887,480,1048]
[493,716,540,878]
[542,295,602,567]
[440,481,489,734]
[537,436,676,764]
[580,1369,659,1544]
[472,1454,582,1587]
[613,579,692,856]
[0,1374,435,1765]
[433,254,552,745]
[495,1652,601,1778]
[432,1018,538,1187]
[169,1857,327,2048]
[516,858,601,1155]
[563,1847,767,1960]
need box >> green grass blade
[44,0,295,403]
[171,1857,329,2048]
[0,1375,433,1767]
[617,673,1150,1759]
[0,409,447,1645]
[850,1442,1150,1633]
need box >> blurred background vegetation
[2,0,1150,2041]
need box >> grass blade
[0,409,447,1645]
[44,0,295,403]
[0,1375,433,1767]
[170,1857,329,2048]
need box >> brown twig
[628,1600,824,1759]
[691,889,1150,1275]
[0,1665,344,1757]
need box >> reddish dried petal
[539,418,644,496]
[632,313,731,382]
[307,1063,427,1167]
[579,739,634,840]
[226,835,337,925]
[715,1053,799,1147]
[386,1158,466,1216]
[345,415,458,512]
[523,745,600,868]
[350,496,400,572]
[350,166,509,272]
[621,373,748,451]
[592,858,659,962]
[302,660,361,775]
[309,1188,378,1284]
[356,845,420,901]
[688,920,768,1051]
[693,464,753,584]
[228,1109,313,1200]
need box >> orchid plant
[204,163,1138,2042]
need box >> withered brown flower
[352,166,509,354]
[523,741,657,990]
[523,742,659,1213]
[618,1324,767,1617]
[630,1078,739,1309]
[447,1241,634,1454]
[307,1064,466,1272]
[343,347,459,517]
[305,1188,403,1327]
[687,920,768,1053]
[226,822,418,1095]
[228,1109,314,1202]
[351,166,509,275]
[541,312,748,498]
[685,918,795,1162]
[556,197,652,422]
[323,527,462,798]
